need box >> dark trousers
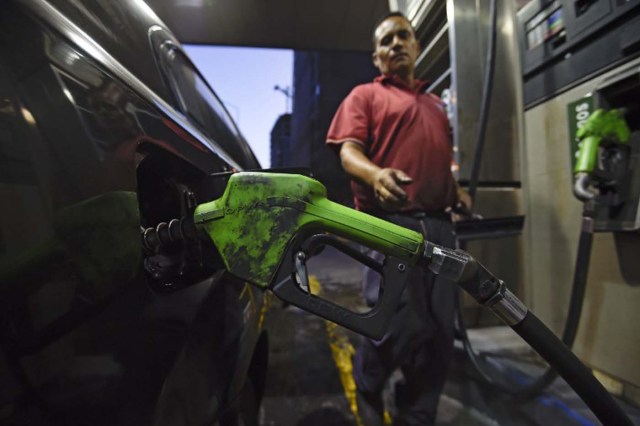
[354,213,457,426]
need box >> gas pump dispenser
[534,74,640,397]
[571,71,640,233]
[516,0,640,405]
[495,66,640,399]
[564,70,640,349]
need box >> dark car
[0,0,269,424]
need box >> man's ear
[372,51,380,69]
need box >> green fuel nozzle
[193,172,424,289]
[142,171,525,339]
[191,172,424,339]
[573,108,631,202]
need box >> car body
[0,1,269,424]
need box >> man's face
[372,16,420,78]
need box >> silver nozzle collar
[486,282,528,326]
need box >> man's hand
[450,185,474,221]
[372,168,412,211]
[339,141,413,211]
[456,186,472,213]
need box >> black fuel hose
[466,0,498,203]
[511,311,632,426]
[427,241,631,424]
[512,217,594,397]
[454,0,517,393]
[459,217,595,398]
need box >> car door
[0,1,267,424]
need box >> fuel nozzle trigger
[271,233,412,340]
[292,234,379,294]
[294,251,310,293]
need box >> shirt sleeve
[326,85,370,151]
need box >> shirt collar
[374,74,431,93]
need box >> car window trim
[156,38,244,139]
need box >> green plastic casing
[574,109,631,173]
[193,172,424,289]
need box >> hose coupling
[141,217,197,252]
[485,281,528,326]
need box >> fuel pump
[514,103,637,398]
[456,67,640,402]
[573,69,640,234]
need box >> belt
[364,209,450,221]
[400,210,450,221]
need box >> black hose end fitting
[141,217,197,253]
[423,242,499,303]
[423,241,527,325]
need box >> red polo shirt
[327,75,456,213]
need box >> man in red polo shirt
[326,12,471,426]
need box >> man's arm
[339,141,412,211]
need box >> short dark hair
[372,11,415,46]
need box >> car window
[170,48,239,133]
[161,45,252,161]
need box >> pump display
[518,0,640,108]
[143,171,631,425]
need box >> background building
[270,113,292,168]
[284,50,378,206]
